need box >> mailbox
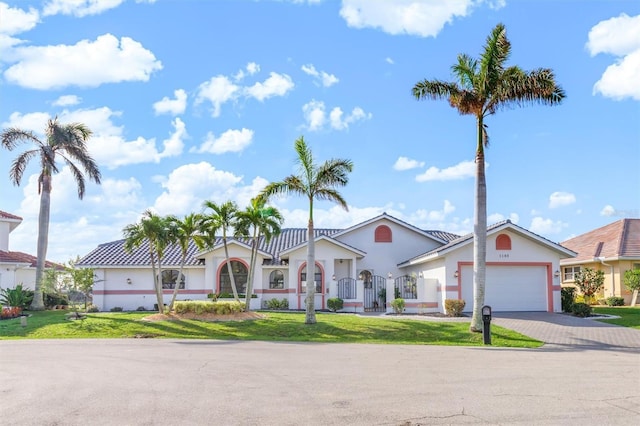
[481,305,492,345]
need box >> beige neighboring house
[0,210,61,291]
[560,219,640,305]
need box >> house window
[374,225,392,242]
[219,260,248,294]
[300,263,323,293]
[633,263,640,270]
[496,234,512,250]
[161,270,185,289]
[269,270,285,289]
[563,266,581,281]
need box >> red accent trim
[95,289,209,295]
[343,302,363,308]
[297,262,325,309]
[457,261,555,312]
[215,257,249,294]
[374,225,392,242]
[552,285,561,291]
[404,302,438,308]
[256,289,295,294]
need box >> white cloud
[385,57,394,64]
[153,162,249,216]
[415,160,478,182]
[488,212,519,225]
[586,13,640,101]
[0,3,40,36]
[52,95,82,107]
[234,62,261,81]
[339,0,474,38]
[43,0,125,17]
[529,217,567,235]
[301,64,339,87]
[4,34,162,90]
[600,205,616,216]
[153,89,187,115]
[244,72,294,101]
[195,75,240,117]
[549,191,576,209]
[412,200,456,222]
[4,107,186,169]
[302,100,371,131]
[191,128,254,154]
[393,156,424,171]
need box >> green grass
[0,310,542,347]
[593,306,640,329]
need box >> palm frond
[9,150,38,186]
[412,79,460,101]
[1,128,42,150]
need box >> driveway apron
[493,311,640,350]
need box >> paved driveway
[492,312,640,350]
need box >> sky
[1,0,639,263]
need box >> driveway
[492,311,640,350]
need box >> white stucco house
[78,213,576,314]
[0,210,61,291]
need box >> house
[560,219,640,305]
[0,210,61,290]
[77,213,576,314]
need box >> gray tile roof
[78,228,342,267]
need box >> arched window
[496,234,512,250]
[219,260,248,294]
[269,270,285,289]
[359,269,373,288]
[374,225,392,242]
[300,263,323,293]
[161,269,185,289]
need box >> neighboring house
[560,219,640,305]
[0,210,61,290]
[79,213,576,314]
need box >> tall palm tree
[412,23,565,331]
[201,200,241,301]
[260,136,353,324]
[123,210,176,314]
[235,197,283,311]
[1,118,101,310]
[167,213,202,311]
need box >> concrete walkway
[493,311,640,350]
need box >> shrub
[0,284,34,309]
[605,296,625,306]
[1,306,22,319]
[327,298,344,312]
[571,302,592,318]
[206,293,218,301]
[623,269,640,292]
[560,287,576,312]
[574,267,605,304]
[217,292,258,299]
[136,306,146,311]
[87,304,99,312]
[44,293,69,309]
[266,298,289,310]
[173,300,244,315]
[110,306,123,312]
[390,298,405,314]
[444,299,466,317]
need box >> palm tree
[201,200,241,301]
[235,197,283,311]
[412,23,565,331]
[167,213,202,311]
[1,118,101,310]
[123,210,176,314]
[260,136,353,324]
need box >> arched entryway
[297,262,325,310]
[217,259,249,294]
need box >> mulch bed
[142,311,266,322]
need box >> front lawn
[0,311,542,347]
[593,306,640,329]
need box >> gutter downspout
[595,257,615,297]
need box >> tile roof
[561,219,640,262]
[77,228,343,267]
[0,250,64,269]
[0,210,22,221]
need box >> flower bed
[1,306,23,320]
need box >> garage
[460,264,548,312]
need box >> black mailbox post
[482,305,492,345]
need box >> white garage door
[461,265,547,312]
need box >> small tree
[623,269,640,306]
[574,267,605,305]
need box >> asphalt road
[1,339,639,425]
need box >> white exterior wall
[337,219,441,279]
[0,221,10,251]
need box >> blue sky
[1,0,639,263]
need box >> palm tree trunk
[470,116,487,332]
[305,215,317,324]
[223,241,240,301]
[244,229,258,312]
[150,249,163,314]
[31,175,52,310]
